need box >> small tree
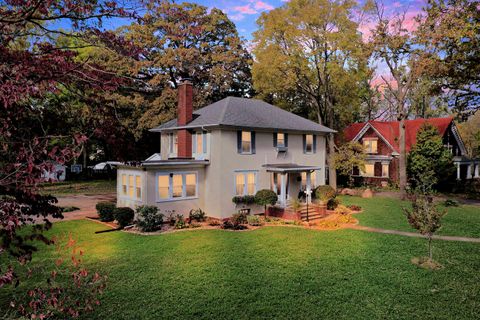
[407,123,454,192]
[334,142,366,187]
[403,194,446,263]
[254,189,278,216]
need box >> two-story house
[116,79,334,219]
[343,117,479,185]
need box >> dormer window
[363,138,378,154]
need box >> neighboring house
[343,117,479,185]
[117,79,334,219]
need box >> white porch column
[280,173,287,206]
[475,163,479,178]
[456,162,461,180]
[306,171,312,204]
[467,163,472,179]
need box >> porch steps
[285,204,327,222]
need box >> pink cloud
[253,1,274,11]
[233,4,257,15]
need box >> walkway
[347,225,480,243]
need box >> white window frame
[168,132,178,157]
[381,163,389,177]
[363,138,378,154]
[119,172,142,200]
[155,171,198,202]
[241,131,252,154]
[234,170,258,196]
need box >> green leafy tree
[407,123,454,192]
[334,142,366,187]
[254,189,278,216]
[252,0,372,189]
[458,111,480,160]
[403,195,446,263]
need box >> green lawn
[1,197,480,319]
[39,180,116,196]
[341,196,480,238]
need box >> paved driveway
[54,193,116,221]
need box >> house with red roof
[343,117,479,186]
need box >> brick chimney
[177,79,193,158]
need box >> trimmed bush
[222,219,247,230]
[254,189,278,215]
[189,208,206,222]
[327,198,340,210]
[136,205,163,232]
[247,215,263,226]
[113,207,134,228]
[315,185,336,202]
[96,202,116,222]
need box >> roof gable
[151,97,335,134]
[344,117,455,152]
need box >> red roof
[343,117,454,152]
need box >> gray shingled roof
[150,97,335,133]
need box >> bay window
[156,172,198,201]
[120,172,142,200]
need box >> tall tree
[370,3,426,196]
[252,0,371,189]
[0,0,135,290]
[416,0,480,119]
[90,0,253,140]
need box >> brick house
[343,118,479,186]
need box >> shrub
[232,195,256,205]
[334,205,352,215]
[327,198,340,210]
[165,210,177,226]
[222,219,247,230]
[95,201,116,222]
[207,217,221,226]
[61,206,80,213]
[443,199,459,207]
[174,215,187,229]
[189,223,201,228]
[189,208,206,222]
[347,204,362,211]
[136,205,163,232]
[113,207,134,228]
[254,189,278,215]
[247,215,263,226]
[231,212,248,225]
[289,198,302,212]
[315,185,336,202]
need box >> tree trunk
[328,133,337,190]
[399,118,407,197]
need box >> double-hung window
[363,138,378,154]
[157,172,198,201]
[361,164,375,177]
[303,134,316,154]
[169,132,178,156]
[237,131,255,154]
[120,173,142,200]
[234,171,257,196]
[381,163,389,177]
[192,131,207,158]
[273,132,288,149]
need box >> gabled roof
[151,96,335,134]
[344,117,455,152]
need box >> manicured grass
[39,180,116,196]
[340,196,480,238]
[1,219,480,319]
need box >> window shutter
[192,132,197,154]
[302,134,306,153]
[313,135,317,153]
[251,131,256,154]
[237,131,242,153]
[285,133,288,148]
[202,132,207,153]
[273,133,277,147]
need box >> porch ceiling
[262,163,321,173]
